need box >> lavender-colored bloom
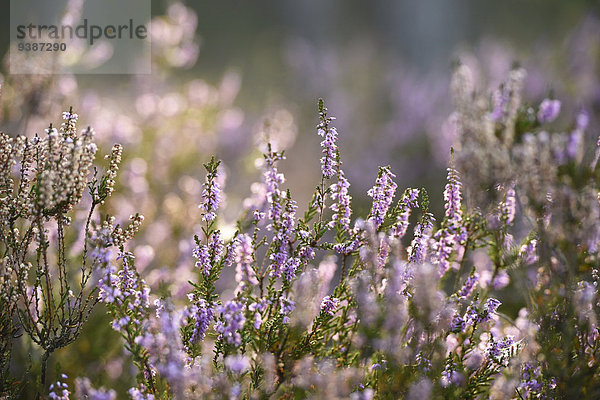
[279,295,295,324]
[320,296,339,316]
[367,166,398,228]
[450,314,466,332]
[377,235,390,269]
[500,186,516,225]
[464,298,501,326]
[192,244,210,275]
[391,188,420,238]
[317,101,339,179]
[193,231,224,276]
[98,252,150,333]
[457,273,479,299]
[329,170,352,230]
[317,126,338,179]
[263,150,286,221]
[189,298,214,342]
[199,167,221,222]
[492,270,510,290]
[282,257,300,282]
[62,110,79,121]
[249,299,268,329]
[416,352,432,372]
[566,129,583,160]
[89,224,114,267]
[224,355,251,374]
[486,335,514,366]
[464,301,479,326]
[334,238,361,255]
[490,86,509,122]
[269,244,289,279]
[408,214,434,263]
[537,99,561,123]
[128,387,155,400]
[520,239,538,265]
[49,374,70,400]
[484,298,502,317]
[441,362,462,387]
[215,300,246,346]
[432,168,466,275]
[518,363,544,397]
[442,168,466,240]
[298,243,316,262]
[75,377,116,400]
[279,197,297,236]
[234,234,258,289]
[223,238,237,267]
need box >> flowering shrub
[2,64,600,399]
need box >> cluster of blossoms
[0,109,146,399]
[98,252,151,331]
[6,61,600,399]
[198,157,221,222]
[215,300,246,347]
[367,166,398,228]
[48,374,70,400]
[431,167,467,276]
[317,100,339,179]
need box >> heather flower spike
[199,155,222,223]
[317,98,339,179]
[367,165,398,228]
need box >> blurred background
[1,0,599,396]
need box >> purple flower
[520,239,538,265]
[450,314,466,332]
[486,335,514,366]
[192,244,210,275]
[234,234,258,290]
[263,149,286,221]
[193,231,224,276]
[537,99,561,123]
[367,166,397,228]
[215,300,246,346]
[49,374,70,400]
[483,298,502,316]
[441,362,463,387]
[490,86,509,122]
[519,363,544,397]
[391,188,420,239]
[320,296,339,316]
[249,299,268,329]
[432,168,466,275]
[128,387,155,400]
[500,185,516,225]
[279,295,295,324]
[199,161,222,222]
[282,257,300,282]
[98,253,150,334]
[334,238,361,255]
[457,273,479,299]
[408,214,434,263]
[329,170,352,230]
[317,100,339,179]
[225,355,251,374]
[188,298,214,343]
[464,303,480,326]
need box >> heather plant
[0,111,141,398]
[60,87,598,399]
[2,63,600,399]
